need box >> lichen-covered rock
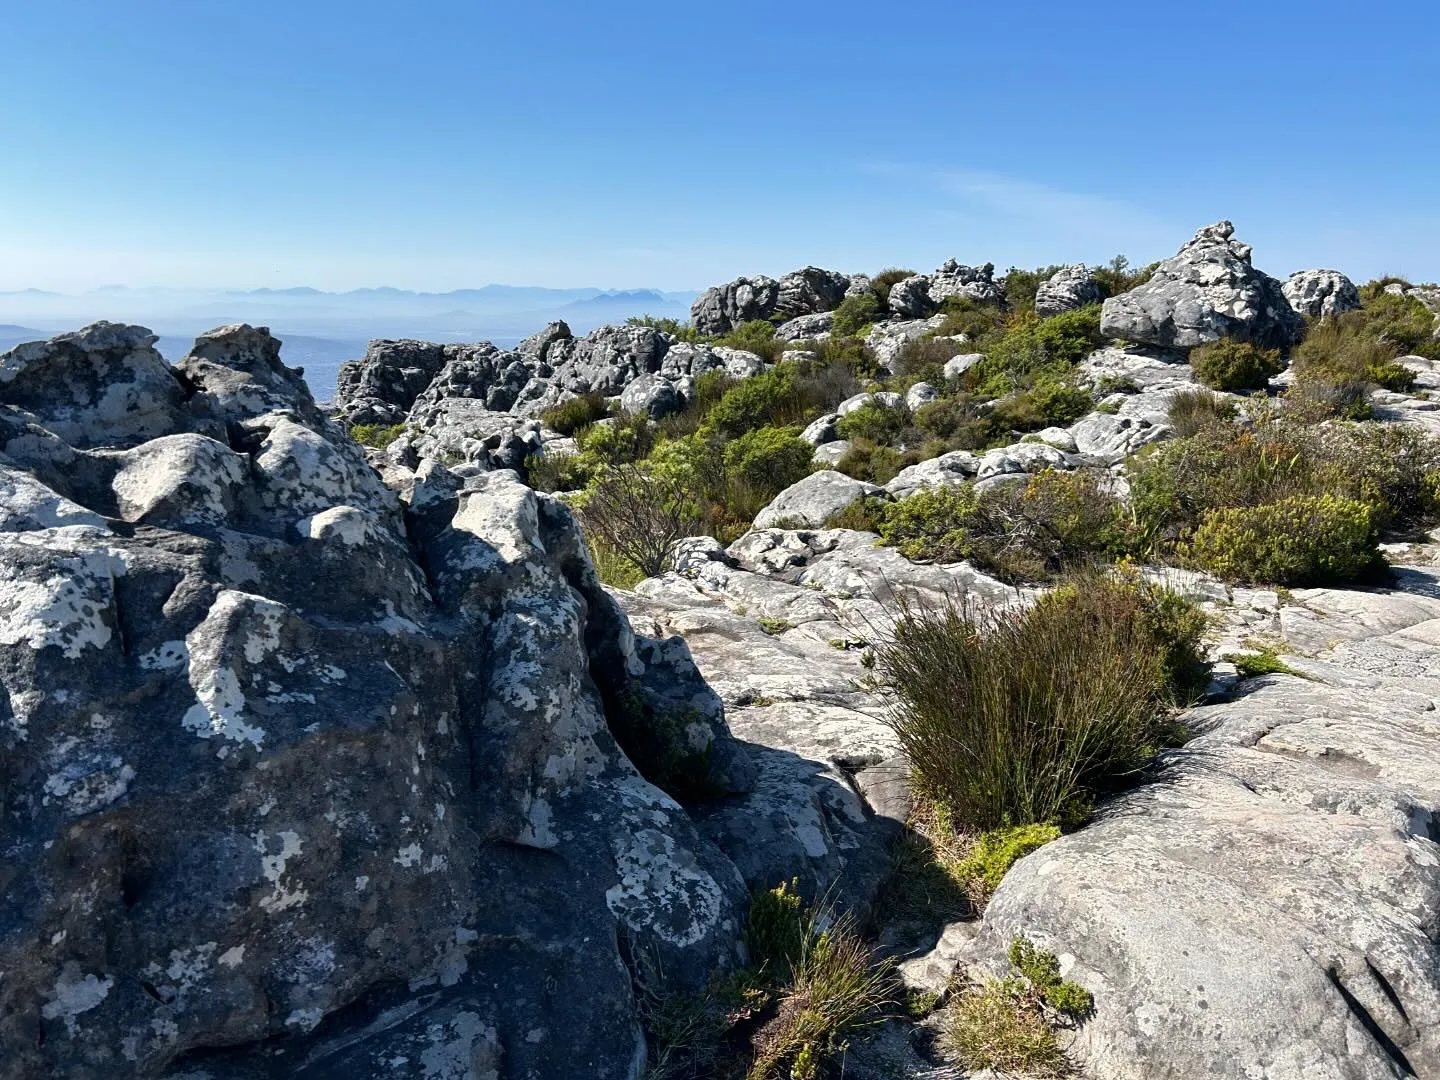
[690,267,848,335]
[0,323,760,1080]
[333,338,451,425]
[618,372,683,419]
[1034,265,1104,317]
[753,470,885,529]
[1283,268,1362,320]
[1100,221,1303,350]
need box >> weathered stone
[800,413,840,446]
[943,352,985,380]
[1034,265,1104,318]
[904,381,939,409]
[1100,221,1303,350]
[619,372,682,418]
[883,451,980,499]
[753,470,886,529]
[1283,269,1362,320]
[690,267,847,335]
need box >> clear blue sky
[2,0,1436,293]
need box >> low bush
[577,463,703,578]
[949,824,1061,898]
[875,575,1203,829]
[705,367,808,438]
[829,291,882,338]
[1189,339,1284,392]
[987,378,1093,432]
[878,471,1126,583]
[625,314,704,342]
[716,319,786,364]
[913,396,992,448]
[835,401,908,444]
[1188,494,1382,586]
[965,307,1103,400]
[723,426,813,498]
[541,391,612,435]
[1166,388,1237,437]
[871,267,916,304]
[935,296,1008,340]
[1288,294,1433,406]
[823,495,890,533]
[947,937,1092,1077]
[834,438,909,485]
[350,422,405,448]
[1091,254,1158,297]
[1000,265,1065,314]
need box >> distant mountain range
[0,285,700,401]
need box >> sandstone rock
[618,372,682,418]
[888,261,1001,318]
[944,352,985,380]
[1100,221,1303,350]
[865,317,946,371]
[976,441,1069,480]
[1034,265,1105,317]
[904,381,939,409]
[884,274,934,318]
[801,413,840,446]
[883,451,980,499]
[774,311,834,341]
[690,267,847,335]
[333,338,450,425]
[753,470,885,529]
[811,440,852,467]
[1283,268,1362,320]
[1069,411,1172,461]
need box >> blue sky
[1,0,1436,293]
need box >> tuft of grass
[875,575,1205,830]
[757,617,794,637]
[1167,388,1237,437]
[587,537,647,589]
[1224,649,1303,679]
[350,422,405,449]
[945,938,1091,1077]
[541,391,613,435]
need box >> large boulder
[333,339,451,425]
[1282,269,1362,320]
[752,470,885,529]
[0,323,769,1080]
[1034,265,1104,317]
[1100,221,1303,350]
[887,261,1002,319]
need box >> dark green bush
[1091,254,1158,297]
[715,319,786,363]
[705,367,808,437]
[835,438,909,485]
[721,426,814,503]
[1000,265,1065,313]
[1189,339,1284,392]
[541,391,613,435]
[935,297,1008,340]
[836,401,907,444]
[987,379,1093,432]
[350,422,405,449]
[965,306,1103,400]
[823,495,890,532]
[913,396,992,449]
[1189,494,1382,585]
[871,267,917,304]
[875,575,1203,829]
[829,291,882,338]
[1288,294,1433,408]
[879,485,978,563]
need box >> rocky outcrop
[332,338,454,425]
[752,470,885,529]
[0,323,787,1080]
[690,267,849,335]
[1283,268,1362,320]
[1034,264,1104,317]
[960,575,1440,1079]
[1100,221,1303,350]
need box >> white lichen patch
[394,843,423,868]
[139,640,189,671]
[217,945,246,969]
[418,1011,501,1080]
[255,829,308,913]
[285,1007,325,1032]
[296,504,378,547]
[0,539,123,659]
[42,755,135,815]
[41,963,114,1035]
[605,824,725,949]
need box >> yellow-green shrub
[1189,339,1284,392]
[1189,494,1381,585]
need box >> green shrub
[350,422,405,449]
[722,426,814,502]
[834,438,908,485]
[876,575,1197,829]
[988,379,1093,432]
[835,401,907,444]
[913,396,992,448]
[1092,373,1141,396]
[1091,254,1158,297]
[705,367,808,437]
[1289,294,1433,402]
[829,291,882,338]
[625,314,704,342]
[716,319,786,363]
[1167,388,1237,437]
[541,391,612,435]
[1189,339,1284,392]
[935,296,1008,340]
[577,463,703,578]
[949,824,1061,897]
[878,485,978,563]
[1226,649,1302,679]
[1189,494,1382,586]
[823,495,890,533]
[1008,938,1093,1018]
[1000,265,1065,313]
[871,267,916,304]
[966,307,1103,402]
[892,334,967,383]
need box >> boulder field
[2,221,1440,1078]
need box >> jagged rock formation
[689,267,850,336]
[886,260,1002,318]
[1034,264,1105,317]
[1100,220,1303,350]
[0,322,845,1079]
[1284,268,1362,320]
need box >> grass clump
[1166,388,1237,436]
[350,422,405,449]
[541,391,613,435]
[946,938,1092,1077]
[1189,494,1382,586]
[1190,339,1284,392]
[756,617,793,636]
[1226,649,1303,679]
[875,575,1207,830]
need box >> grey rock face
[904,381,940,409]
[690,267,848,335]
[883,450,980,499]
[0,323,761,1080]
[619,372,683,419]
[1283,269,1362,320]
[943,352,985,380]
[963,576,1440,1079]
[800,413,840,446]
[333,338,452,425]
[886,261,1001,318]
[753,470,885,529]
[1100,221,1303,350]
[864,316,947,371]
[774,311,835,341]
[1034,265,1104,318]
